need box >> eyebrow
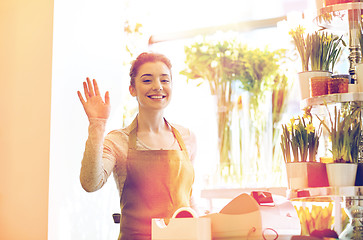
[140,73,170,78]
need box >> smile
[148,95,166,99]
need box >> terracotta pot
[310,76,330,97]
[298,71,331,100]
[328,77,349,94]
[286,162,329,189]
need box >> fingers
[83,81,89,100]
[86,77,95,97]
[93,79,101,96]
[77,91,86,105]
[80,77,109,104]
[105,91,110,105]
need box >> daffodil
[290,117,296,126]
[306,123,315,134]
[287,122,293,132]
[303,110,312,120]
[281,108,321,163]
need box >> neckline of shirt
[136,137,177,150]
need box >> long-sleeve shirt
[80,118,197,197]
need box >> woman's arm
[78,78,113,192]
[80,118,115,192]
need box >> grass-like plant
[281,107,322,163]
[316,103,361,163]
[289,25,345,72]
[309,31,345,72]
[289,25,310,72]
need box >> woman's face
[129,61,172,111]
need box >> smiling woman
[78,52,197,240]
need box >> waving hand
[77,77,111,120]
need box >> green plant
[289,26,345,72]
[281,107,322,163]
[316,103,361,163]
[309,31,345,72]
[289,25,310,72]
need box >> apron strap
[128,117,138,149]
[168,122,187,151]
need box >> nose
[152,80,162,91]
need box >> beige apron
[118,117,194,240]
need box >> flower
[280,108,322,163]
[306,123,315,134]
[287,122,293,132]
[237,95,242,111]
[303,110,311,120]
[200,45,208,53]
[211,60,218,68]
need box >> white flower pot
[298,71,332,100]
[326,163,358,187]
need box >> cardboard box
[202,193,301,240]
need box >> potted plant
[281,107,328,189]
[316,103,361,186]
[289,26,345,99]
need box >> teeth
[149,96,164,99]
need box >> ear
[129,85,136,97]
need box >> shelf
[287,186,363,201]
[319,2,363,15]
[314,2,363,31]
[300,92,363,109]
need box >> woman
[77,52,197,239]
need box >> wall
[0,0,53,239]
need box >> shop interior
[2,0,363,239]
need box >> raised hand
[77,77,111,120]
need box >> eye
[161,79,170,83]
[142,79,151,83]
